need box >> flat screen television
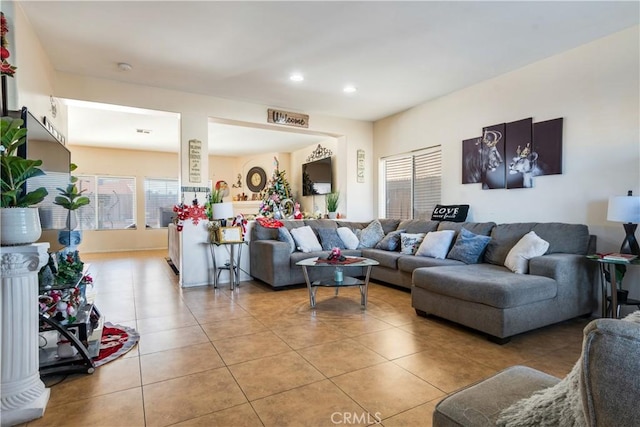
[302,157,332,196]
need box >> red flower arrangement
[1,12,17,77]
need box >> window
[31,171,73,229]
[144,178,179,228]
[380,145,441,219]
[76,175,136,230]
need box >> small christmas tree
[259,157,294,218]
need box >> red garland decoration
[172,202,208,231]
[256,217,284,229]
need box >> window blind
[413,147,442,219]
[380,145,442,220]
[383,156,412,219]
[144,178,179,228]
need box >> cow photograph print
[462,117,563,189]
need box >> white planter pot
[328,212,337,219]
[0,207,43,246]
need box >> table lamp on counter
[212,202,234,227]
[607,190,640,256]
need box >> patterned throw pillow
[447,228,491,264]
[337,227,359,250]
[277,227,296,253]
[375,229,406,251]
[356,219,385,249]
[317,228,346,250]
[400,233,427,255]
[290,226,323,253]
[415,230,456,259]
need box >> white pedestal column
[0,243,50,426]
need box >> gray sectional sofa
[249,218,597,342]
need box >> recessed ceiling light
[289,72,304,82]
[343,85,357,94]
[117,62,133,72]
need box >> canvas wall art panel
[481,123,506,189]
[533,118,563,175]
[506,117,533,189]
[461,136,482,184]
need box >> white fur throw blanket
[497,311,640,427]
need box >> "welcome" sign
[267,109,309,128]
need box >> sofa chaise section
[411,222,598,342]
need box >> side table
[589,256,640,318]
[208,241,248,290]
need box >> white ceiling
[62,99,329,155]
[19,1,639,155]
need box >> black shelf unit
[38,266,104,376]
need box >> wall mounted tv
[302,157,333,196]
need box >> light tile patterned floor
[26,250,590,427]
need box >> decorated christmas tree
[259,157,295,218]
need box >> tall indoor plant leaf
[0,116,48,207]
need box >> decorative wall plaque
[188,139,202,183]
[357,149,365,183]
[267,108,309,128]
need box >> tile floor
[26,250,591,427]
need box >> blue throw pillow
[446,228,491,264]
[277,227,296,253]
[317,228,346,250]
[375,229,406,251]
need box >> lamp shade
[211,202,234,220]
[607,195,640,223]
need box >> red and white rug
[93,322,140,367]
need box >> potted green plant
[54,163,90,250]
[326,191,340,219]
[0,116,48,245]
[54,163,90,229]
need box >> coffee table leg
[302,266,316,308]
[361,265,372,309]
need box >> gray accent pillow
[356,219,385,249]
[277,227,296,253]
[375,229,406,251]
[317,228,346,250]
[447,228,491,264]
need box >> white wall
[12,3,67,135]
[374,26,640,304]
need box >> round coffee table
[295,256,379,309]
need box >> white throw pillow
[290,226,322,253]
[415,230,456,259]
[504,231,550,274]
[337,227,359,250]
